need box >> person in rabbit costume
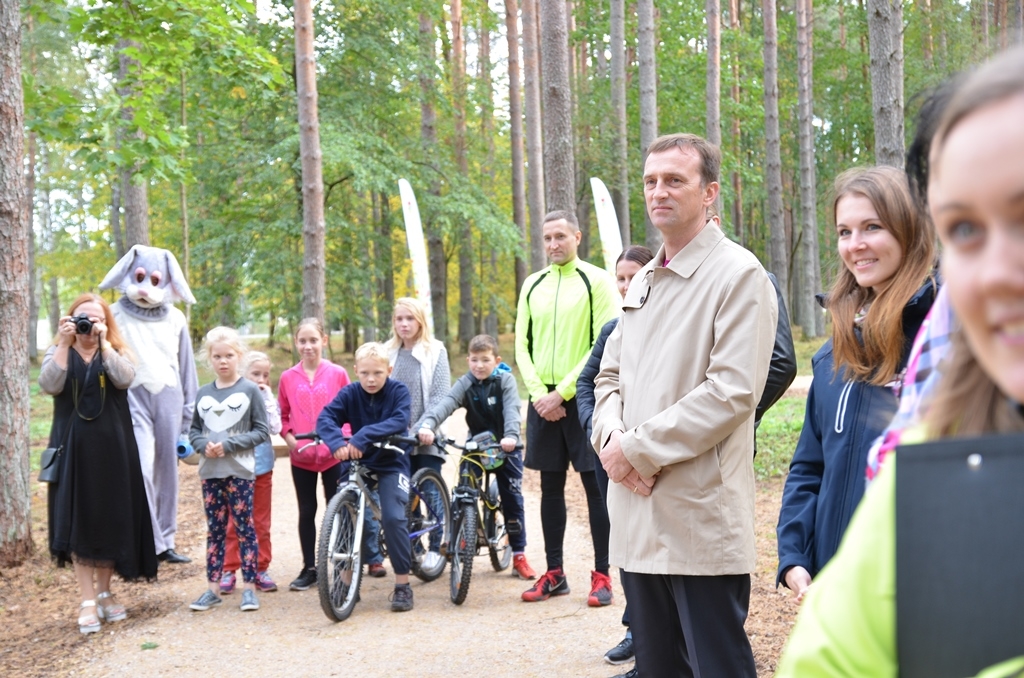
[100,245,199,564]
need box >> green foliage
[755,396,807,479]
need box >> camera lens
[73,315,93,335]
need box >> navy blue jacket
[776,281,937,586]
[316,379,412,476]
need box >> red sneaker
[521,568,570,602]
[368,562,387,578]
[512,554,537,580]
[588,570,613,607]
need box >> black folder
[896,433,1024,678]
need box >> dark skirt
[47,349,158,581]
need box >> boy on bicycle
[317,342,415,612]
[416,334,537,580]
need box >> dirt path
[57,408,796,677]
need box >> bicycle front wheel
[484,478,512,571]
[408,468,451,582]
[317,488,363,622]
[449,503,477,605]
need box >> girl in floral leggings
[188,327,269,612]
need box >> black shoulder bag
[38,354,107,483]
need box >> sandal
[96,591,127,622]
[78,600,101,634]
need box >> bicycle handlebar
[293,431,417,452]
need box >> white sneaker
[421,551,444,571]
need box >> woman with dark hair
[777,166,938,602]
[777,46,1024,675]
[41,293,157,633]
[576,245,655,675]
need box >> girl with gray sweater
[188,327,269,613]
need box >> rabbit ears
[99,245,197,305]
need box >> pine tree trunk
[763,0,789,304]
[980,0,990,52]
[867,0,905,167]
[522,0,546,272]
[26,129,38,362]
[419,12,448,342]
[797,0,824,337]
[450,0,473,349]
[706,0,723,218]
[117,36,149,249]
[610,0,631,246]
[505,0,529,294]
[0,0,33,565]
[729,0,744,246]
[294,0,326,324]
[179,72,190,325]
[638,0,660,250]
[539,0,575,213]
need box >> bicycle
[294,432,451,621]
[438,433,518,605]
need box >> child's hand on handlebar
[500,437,517,453]
[417,428,435,446]
[333,443,364,461]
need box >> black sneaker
[390,583,414,612]
[612,667,638,678]
[289,568,317,591]
[605,635,635,665]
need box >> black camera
[72,314,94,335]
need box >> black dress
[46,347,158,580]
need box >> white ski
[398,178,434,334]
[590,177,624,272]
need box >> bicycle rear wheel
[484,478,512,571]
[408,468,450,582]
[317,488,362,622]
[449,503,477,605]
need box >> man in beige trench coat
[592,133,777,678]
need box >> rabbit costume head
[100,245,196,308]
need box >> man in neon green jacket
[515,210,620,605]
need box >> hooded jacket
[776,280,937,586]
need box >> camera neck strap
[72,353,106,421]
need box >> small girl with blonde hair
[219,351,282,594]
[188,327,269,612]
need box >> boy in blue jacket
[316,342,415,612]
[416,334,536,581]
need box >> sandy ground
[17,406,797,677]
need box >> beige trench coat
[592,222,778,575]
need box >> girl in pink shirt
[278,318,350,591]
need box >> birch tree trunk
[522,0,546,271]
[294,0,326,324]
[797,0,824,337]
[110,181,125,258]
[505,0,528,294]
[762,0,789,303]
[638,0,660,249]
[867,0,905,167]
[539,0,576,213]
[0,0,33,565]
[419,12,448,342]
[706,0,722,217]
[610,0,631,246]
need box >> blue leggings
[202,477,257,584]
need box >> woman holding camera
[41,294,158,634]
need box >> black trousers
[622,571,756,678]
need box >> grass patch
[755,396,806,479]
[793,333,827,377]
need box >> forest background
[1,0,1023,561]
